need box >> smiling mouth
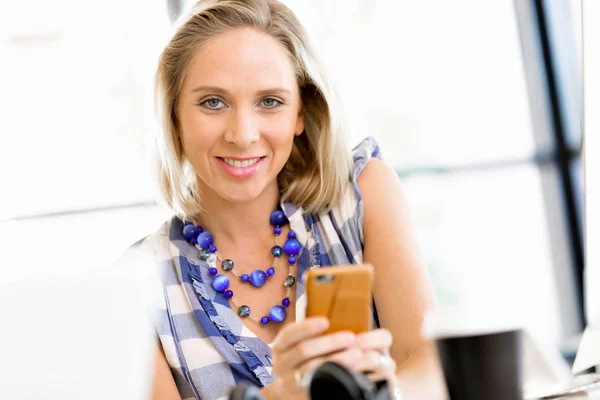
[217,157,265,168]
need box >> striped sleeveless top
[126,137,381,399]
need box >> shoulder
[353,144,412,234]
[356,157,403,203]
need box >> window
[0,0,173,277]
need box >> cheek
[180,112,224,155]
[262,112,300,143]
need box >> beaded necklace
[182,210,300,324]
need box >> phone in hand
[305,264,374,334]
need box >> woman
[130,0,447,398]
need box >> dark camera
[228,362,392,400]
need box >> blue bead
[261,316,270,325]
[183,224,197,241]
[224,290,234,299]
[197,232,214,250]
[269,210,288,227]
[283,239,301,255]
[287,230,297,240]
[241,274,249,283]
[288,256,296,265]
[269,305,287,323]
[249,270,267,288]
[212,275,229,292]
[184,221,193,227]
[209,245,217,254]
[209,267,218,276]
[194,226,204,235]
[266,267,275,276]
[271,246,282,257]
[273,226,282,235]
[190,237,198,246]
[282,298,291,307]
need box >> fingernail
[317,317,329,329]
[343,332,356,344]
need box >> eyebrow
[191,85,292,97]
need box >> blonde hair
[154,0,353,221]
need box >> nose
[223,107,259,149]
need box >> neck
[194,184,280,246]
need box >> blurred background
[0,0,584,366]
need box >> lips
[215,156,266,178]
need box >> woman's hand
[353,329,398,389]
[267,317,363,400]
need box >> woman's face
[177,27,304,205]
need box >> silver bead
[238,305,251,317]
[222,259,234,271]
[199,249,211,261]
[284,275,296,287]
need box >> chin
[216,181,272,204]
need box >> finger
[277,330,357,369]
[363,356,397,382]
[354,350,382,373]
[271,317,329,353]
[355,329,393,351]
[297,347,364,378]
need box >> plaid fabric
[126,137,381,400]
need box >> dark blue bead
[190,237,198,246]
[269,210,288,227]
[212,275,229,292]
[197,232,214,250]
[184,221,193,227]
[269,305,287,323]
[183,224,198,241]
[273,226,282,235]
[224,290,234,299]
[266,267,275,276]
[209,267,218,276]
[209,245,217,253]
[194,226,204,235]
[288,256,296,265]
[271,246,282,257]
[287,230,297,240]
[250,270,267,288]
[283,239,301,255]
[282,298,291,307]
[241,274,249,283]
[261,316,270,325]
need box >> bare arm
[151,341,182,400]
[358,158,448,399]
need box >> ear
[294,105,304,136]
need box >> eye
[260,98,283,109]
[199,98,226,110]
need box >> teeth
[223,157,260,168]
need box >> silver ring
[294,370,303,387]
[379,353,392,370]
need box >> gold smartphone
[305,264,374,334]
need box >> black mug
[436,329,523,400]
